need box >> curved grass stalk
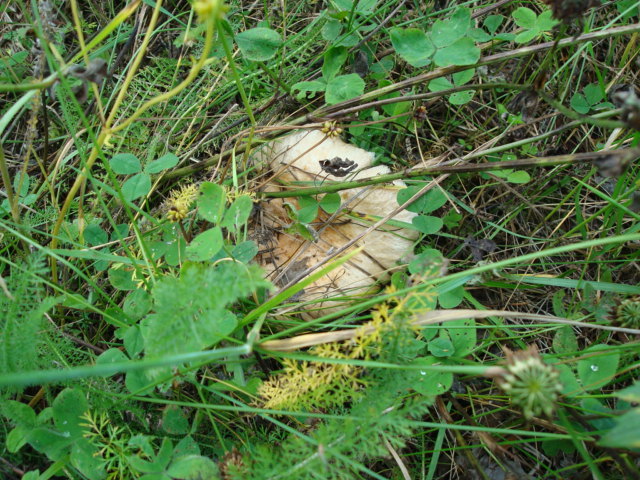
[49,0,225,282]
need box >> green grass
[1,0,640,478]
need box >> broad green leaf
[467,27,492,42]
[186,226,223,261]
[83,223,108,246]
[431,10,470,48]
[599,409,640,448]
[389,28,434,68]
[121,173,151,202]
[109,153,141,174]
[428,77,453,92]
[615,381,640,403]
[236,27,282,61]
[577,346,620,391]
[398,185,448,213]
[123,325,144,357]
[291,79,327,100]
[167,455,219,479]
[570,93,591,114]
[322,46,348,80]
[438,285,465,308]
[411,215,443,234]
[537,10,560,30]
[220,195,253,231]
[434,37,480,66]
[484,14,504,34]
[446,319,476,356]
[325,74,365,105]
[429,337,455,357]
[514,29,539,44]
[145,153,179,174]
[297,204,319,224]
[232,240,258,263]
[452,68,475,86]
[334,0,377,14]
[512,7,537,29]
[123,289,152,320]
[506,170,531,184]
[162,405,189,435]
[409,249,445,277]
[108,266,137,291]
[198,182,226,224]
[96,348,128,365]
[449,90,475,105]
[552,326,578,354]
[584,83,604,104]
[140,262,270,363]
[322,19,342,42]
[411,356,453,395]
[53,388,88,441]
[71,440,105,480]
[320,193,341,213]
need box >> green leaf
[552,326,578,354]
[409,248,445,277]
[484,14,504,35]
[198,182,226,224]
[512,7,537,29]
[167,455,219,479]
[321,19,342,42]
[438,285,464,308]
[599,408,640,448]
[577,346,620,391]
[83,223,108,246]
[109,153,141,175]
[140,262,270,363]
[334,0,377,14]
[570,92,591,114]
[431,9,471,48]
[108,266,137,291]
[52,388,88,441]
[162,405,189,435]
[446,319,476,356]
[320,193,341,213]
[220,195,253,231]
[389,28,434,68]
[291,79,327,100]
[232,240,258,263]
[7,425,30,453]
[236,27,282,61]
[428,77,453,92]
[96,348,128,365]
[322,46,348,80]
[467,27,492,42]
[325,74,365,105]
[297,204,318,224]
[397,185,448,214]
[186,227,223,261]
[2,400,36,427]
[124,326,144,357]
[449,90,475,105]
[411,215,443,234]
[123,289,152,321]
[514,29,539,44]
[410,357,453,396]
[506,170,531,184]
[429,337,455,357]
[145,153,179,174]
[121,173,151,202]
[71,440,106,480]
[434,37,480,66]
[537,10,560,30]
[452,68,475,86]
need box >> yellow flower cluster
[165,184,198,223]
[259,289,422,411]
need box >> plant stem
[261,148,640,198]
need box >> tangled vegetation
[1,0,640,478]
